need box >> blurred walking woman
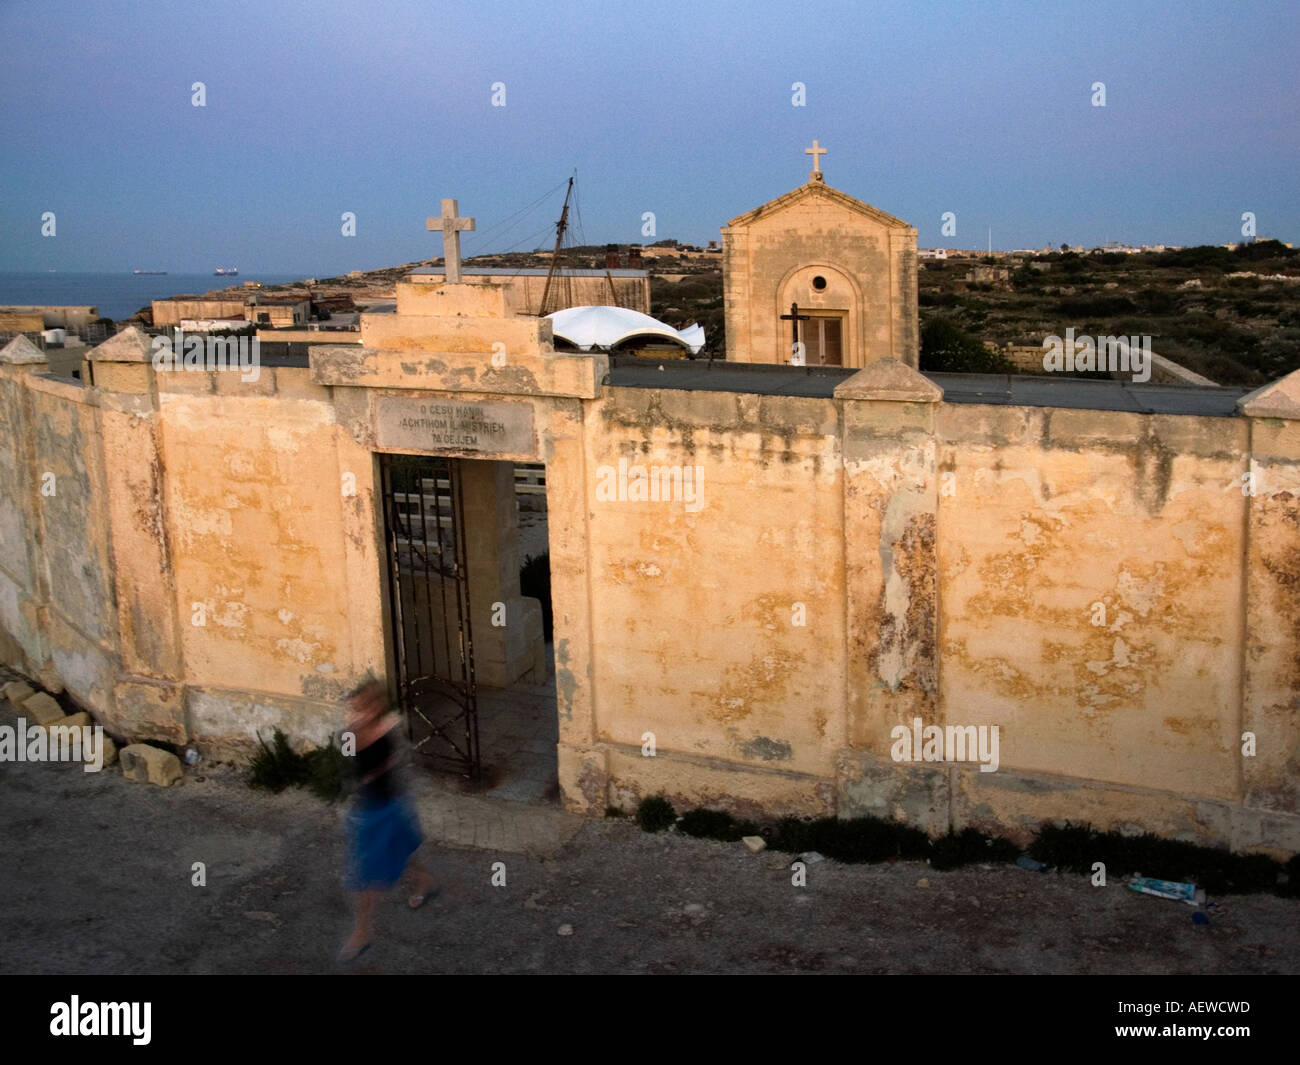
[338,678,436,963]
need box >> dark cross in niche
[780,302,811,364]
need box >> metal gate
[379,453,480,779]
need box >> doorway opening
[378,453,558,803]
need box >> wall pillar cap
[1238,367,1300,420]
[87,325,155,364]
[0,334,48,365]
[833,358,942,403]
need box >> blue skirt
[344,792,424,891]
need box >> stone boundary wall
[2,330,1296,856]
[999,343,1218,386]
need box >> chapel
[721,141,919,368]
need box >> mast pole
[539,176,573,317]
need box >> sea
[0,272,307,323]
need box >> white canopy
[546,305,705,355]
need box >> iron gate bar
[381,458,410,727]
[451,462,479,770]
[379,453,480,780]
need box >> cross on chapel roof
[805,139,826,183]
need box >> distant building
[154,293,311,329]
[601,246,648,271]
[919,248,948,260]
[152,297,246,327]
[1226,238,1293,250]
[180,317,247,332]
[247,296,310,328]
[0,310,46,333]
[407,266,649,315]
[0,305,99,334]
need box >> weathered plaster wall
[937,407,1246,793]
[2,324,1297,857]
[561,370,1299,855]
[574,386,846,816]
[0,353,45,673]
[154,367,373,757]
[931,405,1257,845]
[26,377,119,717]
[1243,416,1300,821]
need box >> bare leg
[407,858,436,905]
[344,890,380,950]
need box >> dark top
[355,727,398,804]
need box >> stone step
[407,776,581,858]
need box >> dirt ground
[2,745,1298,976]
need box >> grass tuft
[249,728,347,802]
[929,827,1021,871]
[638,806,1296,897]
[1030,822,1288,896]
[636,795,676,833]
[677,808,760,842]
[764,815,930,864]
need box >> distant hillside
[921,241,1300,385]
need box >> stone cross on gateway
[426,198,476,283]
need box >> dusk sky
[2,0,1297,274]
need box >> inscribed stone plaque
[374,397,534,454]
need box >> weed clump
[633,799,1297,896]
[1030,822,1288,896]
[636,795,676,833]
[677,808,759,842]
[766,815,931,863]
[249,728,347,802]
[928,827,1021,871]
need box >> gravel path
[2,730,1297,975]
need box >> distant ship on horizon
[214,267,239,276]
[133,269,167,275]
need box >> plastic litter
[183,746,201,766]
[1015,856,1048,873]
[1192,911,1210,925]
[801,851,825,864]
[1127,876,1197,902]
